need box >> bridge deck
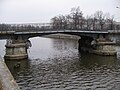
[0,30,110,35]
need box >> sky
[0,0,120,24]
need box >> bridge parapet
[108,30,120,33]
[0,23,118,32]
[0,31,15,34]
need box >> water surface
[1,37,120,90]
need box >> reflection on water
[2,37,120,90]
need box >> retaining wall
[0,57,20,90]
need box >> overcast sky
[0,0,120,24]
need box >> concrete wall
[0,57,20,90]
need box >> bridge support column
[4,39,31,60]
[93,39,116,56]
[78,37,116,56]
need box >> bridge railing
[0,23,120,32]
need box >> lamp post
[115,7,120,30]
[116,6,120,22]
[116,7,120,9]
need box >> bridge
[0,23,120,60]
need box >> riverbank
[0,57,20,90]
[44,33,80,40]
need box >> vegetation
[0,7,120,31]
[51,7,120,30]
[0,24,44,31]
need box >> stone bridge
[0,23,120,60]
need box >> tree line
[51,7,120,30]
[0,7,120,31]
[0,24,46,31]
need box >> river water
[1,37,120,90]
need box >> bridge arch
[2,30,117,60]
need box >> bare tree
[50,7,118,30]
[105,14,115,30]
[70,7,83,29]
[65,15,72,29]
[51,16,59,29]
[94,11,106,30]
[85,15,94,30]
[51,15,67,29]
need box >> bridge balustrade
[0,23,120,32]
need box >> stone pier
[78,36,116,56]
[4,39,29,60]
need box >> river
[1,37,120,90]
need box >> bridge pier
[92,41,116,55]
[78,36,116,56]
[4,39,30,60]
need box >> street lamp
[116,7,120,9]
[116,6,120,21]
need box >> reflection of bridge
[0,23,120,60]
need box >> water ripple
[5,37,120,90]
